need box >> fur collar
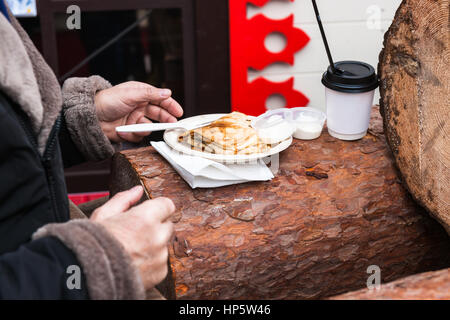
[0,14,43,133]
[0,11,62,154]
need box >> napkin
[151,141,274,189]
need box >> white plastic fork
[115,120,213,133]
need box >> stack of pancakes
[178,112,271,155]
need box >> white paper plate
[163,114,293,164]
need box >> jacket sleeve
[60,76,120,164]
[32,220,146,300]
[0,220,146,300]
[0,236,89,299]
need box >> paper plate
[163,114,292,164]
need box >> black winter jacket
[0,91,89,299]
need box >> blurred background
[9,0,401,200]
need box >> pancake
[178,112,270,155]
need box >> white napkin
[151,141,274,189]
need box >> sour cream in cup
[290,107,326,140]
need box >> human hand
[94,81,184,143]
[91,186,175,289]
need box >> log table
[110,107,450,300]
[331,268,450,300]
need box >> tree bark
[109,153,177,300]
[110,107,450,299]
[378,0,450,233]
[331,268,450,300]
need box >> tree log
[378,0,450,233]
[331,268,450,300]
[109,107,450,299]
[109,153,177,300]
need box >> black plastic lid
[322,61,379,93]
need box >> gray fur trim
[33,220,146,300]
[8,11,63,155]
[62,76,116,161]
[0,14,43,135]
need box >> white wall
[247,0,402,111]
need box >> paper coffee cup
[322,61,379,141]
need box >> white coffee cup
[322,61,378,141]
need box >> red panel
[69,192,109,205]
[244,77,309,116]
[245,14,309,70]
[229,0,310,116]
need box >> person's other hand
[94,81,183,143]
[91,186,175,289]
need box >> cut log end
[378,0,450,233]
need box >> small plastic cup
[290,107,326,140]
[322,61,379,141]
[251,109,294,144]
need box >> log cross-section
[110,107,450,299]
[379,0,450,233]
